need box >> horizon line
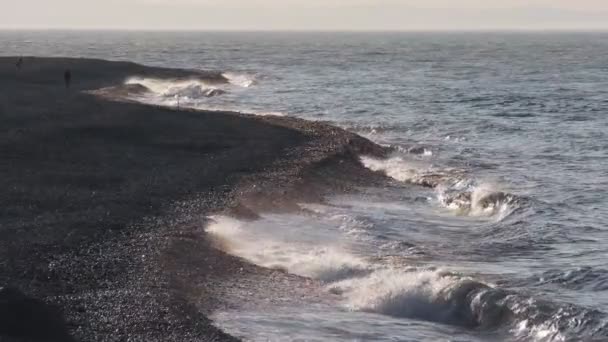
[2,27,608,33]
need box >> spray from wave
[207,215,369,282]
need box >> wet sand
[0,57,386,341]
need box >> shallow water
[3,31,608,341]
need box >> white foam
[513,317,565,342]
[328,268,482,321]
[470,184,511,217]
[444,135,466,142]
[206,215,568,336]
[206,216,369,282]
[360,155,423,183]
[207,216,487,322]
[361,155,463,188]
[125,77,220,98]
[222,72,256,88]
[437,183,517,221]
[362,155,516,220]
[246,109,286,117]
[123,77,286,117]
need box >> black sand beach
[0,57,386,341]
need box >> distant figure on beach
[64,69,72,88]
[16,57,23,69]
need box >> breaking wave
[206,216,370,282]
[437,183,519,220]
[125,77,226,99]
[91,75,286,117]
[360,155,460,187]
[328,268,506,328]
[222,72,256,88]
[361,155,520,220]
[206,215,606,341]
[330,265,605,341]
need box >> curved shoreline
[0,57,388,341]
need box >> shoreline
[0,57,387,341]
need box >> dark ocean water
[2,31,608,341]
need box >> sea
[2,31,607,341]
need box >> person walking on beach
[16,57,23,70]
[64,69,72,89]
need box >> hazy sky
[1,0,608,30]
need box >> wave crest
[438,184,519,219]
[330,268,508,328]
[361,155,520,220]
[205,215,606,340]
[360,155,460,187]
[331,267,605,340]
[361,155,521,220]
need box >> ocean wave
[328,268,507,328]
[360,155,462,187]
[88,83,150,98]
[378,240,426,256]
[206,216,370,282]
[205,215,607,341]
[361,155,520,220]
[222,72,256,88]
[380,144,434,157]
[332,267,607,341]
[125,77,226,99]
[437,183,520,220]
[116,76,286,117]
[406,146,434,157]
[240,109,287,117]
